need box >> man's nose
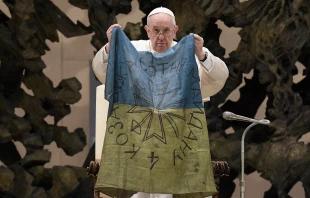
[158,33,165,39]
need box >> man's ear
[144,25,149,32]
[173,25,179,40]
[144,25,150,38]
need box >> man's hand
[191,33,206,61]
[105,24,122,54]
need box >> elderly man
[92,7,229,198]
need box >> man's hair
[146,7,176,26]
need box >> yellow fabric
[96,103,216,198]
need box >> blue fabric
[97,28,217,197]
[105,28,203,114]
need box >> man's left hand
[191,33,206,61]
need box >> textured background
[1,0,309,197]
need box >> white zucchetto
[147,7,175,18]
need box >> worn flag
[96,28,216,198]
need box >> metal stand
[240,123,257,198]
[240,119,270,198]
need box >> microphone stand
[240,119,269,198]
[240,122,257,198]
[222,111,270,198]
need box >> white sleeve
[92,44,109,84]
[197,48,229,101]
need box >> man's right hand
[105,24,122,54]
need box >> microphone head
[222,111,234,120]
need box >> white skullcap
[148,7,175,18]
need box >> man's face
[144,13,178,53]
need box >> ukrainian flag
[96,28,216,198]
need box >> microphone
[222,111,270,198]
[222,111,270,125]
